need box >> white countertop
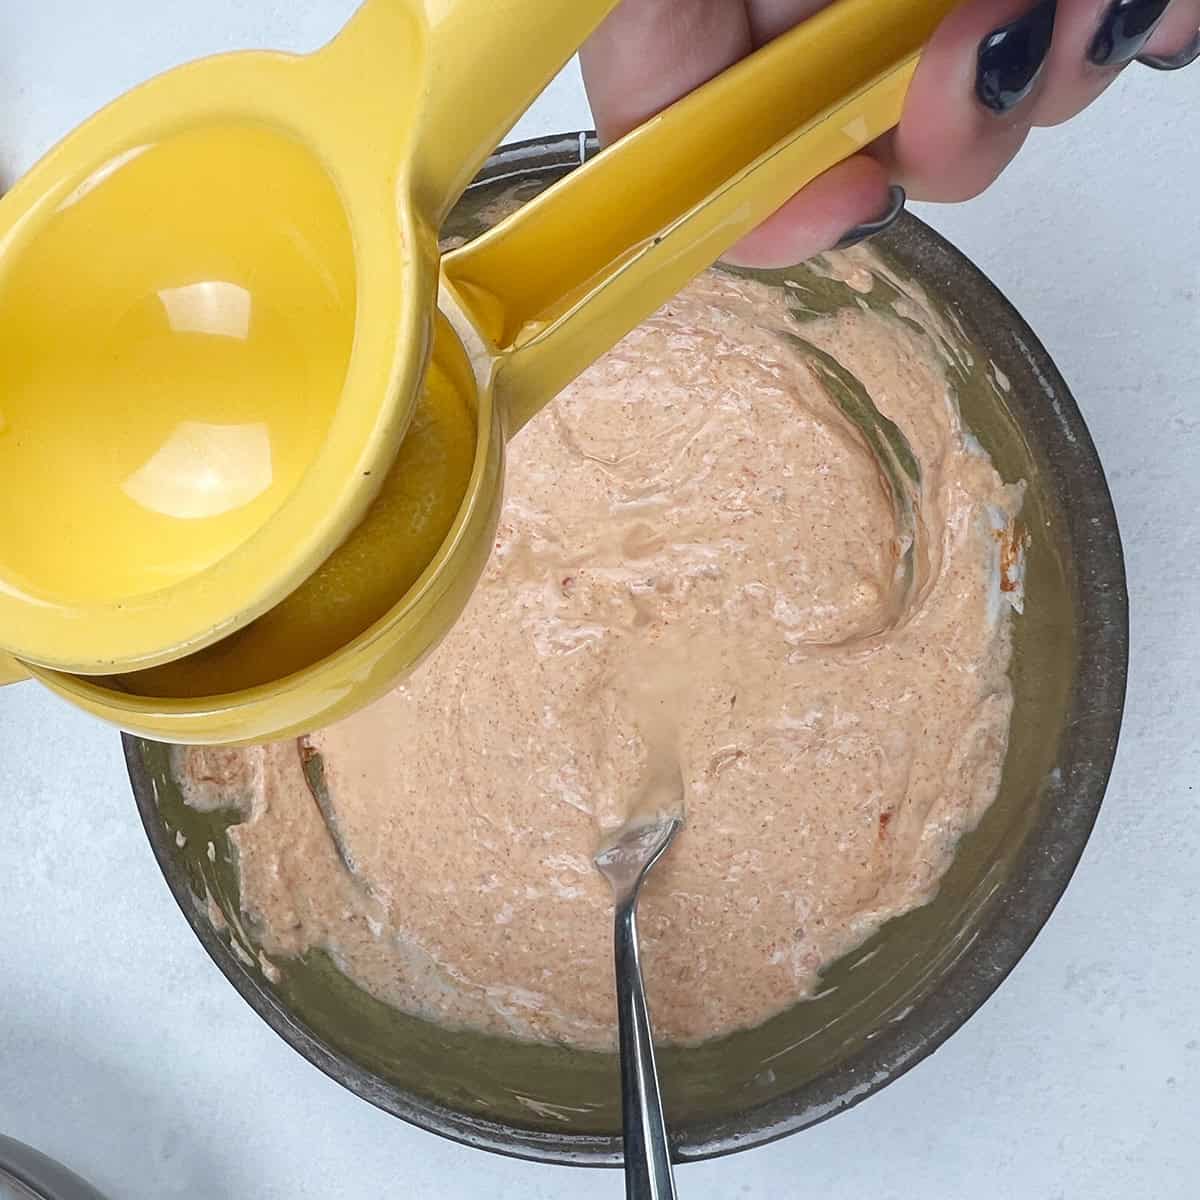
[2,4,1198,1197]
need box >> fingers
[1030,0,1142,127]
[579,0,751,143]
[582,0,883,268]
[745,1,832,46]
[890,0,1196,201]
[721,155,893,268]
[582,0,1196,270]
[1032,0,1200,126]
[1126,0,1200,68]
[885,0,1052,203]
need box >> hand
[581,0,1200,267]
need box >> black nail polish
[1138,29,1200,70]
[976,0,1057,114]
[1089,0,1172,67]
[834,186,906,251]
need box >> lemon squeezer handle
[0,655,29,686]
[442,0,960,435]
[327,0,623,221]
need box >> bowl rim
[125,130,1128,1168]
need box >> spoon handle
[613,897,677,1200]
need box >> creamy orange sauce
[179,260,1023,1050]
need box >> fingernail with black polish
[976,0,1057,114]
[1089,0,1172,67]
[834,186,906,251]
[1138,29,1200,70]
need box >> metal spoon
[594,807,684,1200]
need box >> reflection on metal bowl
[0,1134,107,1200]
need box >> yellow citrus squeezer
[0,0,958,742]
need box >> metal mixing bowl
[124,132,1127,1166]
[0,1135,106,1200]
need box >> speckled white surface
[1,4,1198,1197]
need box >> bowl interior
[127,134,1125,1166]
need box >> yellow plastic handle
[443,0,959,433]
[326,0,621,221]
[0,655,29,687]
